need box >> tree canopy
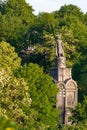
[0,0,35,49]
[15,63,59,129]
[0,41,59,129]
[0,41,21,70]
[0,1,87,129]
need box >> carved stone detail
[67,82,75,88]
[66,92,75,107]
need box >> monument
[50,35,78,124]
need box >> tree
[0,41,21,71]
[71,96,87,124]
[0,117,18,130]
[22,32,56,72]
[36,12,58,34]
[0,41,60,129]
[0,41,33,130]
[22,12,58,50]
[55,4,83,21]
[84,13,87,25]
[15,63,59,130]
[0,0,35,50]
[0,68,32,130]
[20,4,87,70]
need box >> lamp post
[63,88,66,124]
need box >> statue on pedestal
[56,35,66,68]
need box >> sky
[26,0,87,15]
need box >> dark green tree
[21,32,56,72]
[0,0,35,50]
[54,4,83,21]
[15,63,59,130]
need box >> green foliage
[23,32,56,72]
[0,41,32,130]
[0,41,21,71]
[57,9,87,67]
[0,0,35,49]
[72,60,87,101]
[0,68,32,130]
[62,122,87,130]
[71,96,87,124]
[37,12,58,34]
[84,13,87,25]
[21,12,58,50]
[0,2,87,129]
[21,4,87,72]
[57,4,83,20]
[15,63,59,130]
[0,41,59,130]
[0,117,18,130]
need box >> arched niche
[65,79,78,108]
[65,79,77,90]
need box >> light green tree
[0,116,18,130]
[0,41,21,71]
[0,41,32,130]
[0,68,32,130]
